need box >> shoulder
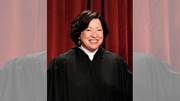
[3,51,46,70]
[102,49,131,73]
[48,49,76,69]
[56,48,76,61]
[102,49,124,61]
[103,49,129,67]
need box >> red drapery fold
[48,0,132,71]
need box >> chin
[89,47,99,51]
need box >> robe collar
[74,46,104,61]
[79,46,98,61]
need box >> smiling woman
[80,19,104,52]
[47,10,132,101]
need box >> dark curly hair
[70,10,109,46]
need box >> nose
[91,30,97,37]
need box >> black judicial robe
[48,47,132,101]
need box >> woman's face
[80,19,104,52]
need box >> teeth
[89,40,97,43]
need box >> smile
[89,39,98,43]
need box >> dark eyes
[86,29,91,31]
[97,29,102,31]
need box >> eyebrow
[87,27,102,29]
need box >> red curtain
[48,0,132,71]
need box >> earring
[78,37,81,45]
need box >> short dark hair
[70,10,109,46]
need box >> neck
[80,46,98,53]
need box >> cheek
[80,32,89,38]
[81,35,88,41]
[99,33,104,39]
[80,35,90,44]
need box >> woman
[48,10,132,101]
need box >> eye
[85,29,91,31]
[97,29,103,31]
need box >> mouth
[89,39,98,43]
